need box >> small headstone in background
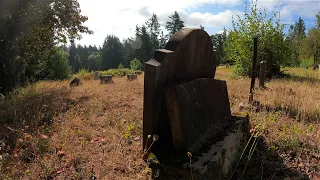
[69,78,81,87]
[94,71,99,80]
[135,71,143,75]
[100,75,113,84]
[127,74,137,81]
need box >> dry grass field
[1,66,320,179]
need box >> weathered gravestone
[94,71,99,80]
[69,77,82,87]
[143,28,218,160]
[127,74,137,81]
[100,75,113,84]
[143,28,249,179]
[164,78,231,153]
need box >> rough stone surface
[183,116,249,180]
[100,75,113,84]
[143,28,218,159]
[127,74,137,81]
[94,71,99,80]
[152,115,249,180]
[164,78,231,153]
[69,78,81,87]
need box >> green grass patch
[100,68,135,76]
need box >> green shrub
[130,58,143,70]
[299,57,314,68]
[76,69,93,80]
[45,48,72,80]
[118,64,124,69]
[100,68,134,76]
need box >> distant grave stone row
[69,71,142,87]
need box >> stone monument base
[152,115,249,180]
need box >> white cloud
[182,10,243,27]
[76,0,242,45]
[256,0,320,20]
[76,0,319,46]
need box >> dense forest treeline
[1,0,320,94]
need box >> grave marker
[100,75,113,84]
[143,28,219,159]
[94,71,99,80]
[143,28,249,179]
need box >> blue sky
[77,0,320,46]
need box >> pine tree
[101,35,125,70]
[165,11,185,37]
[146,14,161,51]
[289,17,307,65]
[68,41,81,72]
[159,31,168,48]
[294,17,306,39]
[139,25,153,64]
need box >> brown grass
[1,67,320,179]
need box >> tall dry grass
[1,67,320,179]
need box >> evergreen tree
[123,38,136,67]
[289,17,307,65]
[211,28,227,64]
[146,14,161,52]
[300,13,320,64]
[88,52,101,71]
[159,31,168,48]
[68,41,81,72]
[294,17,306,38]
[165,11,185,37]
[101,35,125,70]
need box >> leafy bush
[224,0,290,76]
[130,58,143,70]
[118,63,124,69]
[100,68,134,76]
[45,48,72,80]
[76,69,93,80]
[299,57,314,68]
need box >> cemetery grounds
[0,66,320,179]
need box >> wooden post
[259,61,266,88]
[249,34,258,103]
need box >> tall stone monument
[143,28,248,179]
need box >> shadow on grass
[231,136,310,180]
[273,71,320,84]
[147,116,309,180]
[252,102,320,123]
[0,85,78,160]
